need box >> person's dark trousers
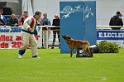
[42,35,44,48]
[51,30,60,49]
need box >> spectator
[18,15,22,26]
[109,11,123,29]
[42,13,51,26]
[8,14,18,26]
[34,13,43,26]
[51,14,60,49]
[42,13,51,48]
[0,7,7,27]
[18,11,28,25]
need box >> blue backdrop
[60,1,96,53]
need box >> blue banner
[97,30,124,40]
[60,1,96,53]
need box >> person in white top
[18,11,41,58]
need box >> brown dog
[62,35,91,57]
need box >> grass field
[0,48,124,82]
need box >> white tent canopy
[22,0,33,16]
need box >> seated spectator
[8,14,18,26]
[18,11,28,25]
[51,14,60,49]
[0,7,7,27]
[109,11,123,29]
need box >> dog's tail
[86,40,92,56]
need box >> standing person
[109,11,123,29]
[51,14,60,49]
[18,11,41,58]
[18,11,28,26]
[42,13,51,48]
[42,13,51,26]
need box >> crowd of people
[0,7,60,27]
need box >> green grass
[0,48,124,82]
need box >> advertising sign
[97,30,124,48]
[0,26,42,49]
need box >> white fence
[96,25,124,30]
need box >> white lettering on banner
[98,32,124,38]
[104,32,107,37]
[98,32,103,37]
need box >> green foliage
[97,40,119,53]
